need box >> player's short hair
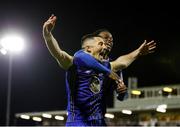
[81,33,102,49]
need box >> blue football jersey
[65,50,111,123]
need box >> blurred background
[0,0,180,126]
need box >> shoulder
[74,50,94,61]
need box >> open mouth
[105,42,113,50]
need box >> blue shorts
[66,119,107,126]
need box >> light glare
[158,104,167,109]
[20,115,30,120]
[156,108,166,113]
[163,87,172,92]
[131,90,141,95]
[0,48,7,55]
[32,117,42,122]
[55,115,64,120]
[0,35,24,52]
[105,113,114,119]
[156,104,167,113]
[122,109,132,115]
[42,113,52,118]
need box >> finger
[46,19,52,24]
[117,84,126,88]
[143,40,147,44]
[148,42,156,46]
[148,50,155,54]
[117,89,127,93]
[117,88,127,92]
[118,88,127,91]
[47,14,56,22]
[52,16,57,23]
[48,16,53,21]
[117,85,126,91]
[149,43,156,48]
[149,46,156,51]
[117,83,124,88]
[116,79,122,84]
[139,40,147,49]
[115,80,120,84]
[148,43,156,48]
[118,79,123,82]
[118,81,123,86]
[50,14,55,19]
[118,87,127,91]
[147,40,155,46]
[141,40,147,46]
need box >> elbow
[121,63,128,69]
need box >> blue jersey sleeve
[73,50,111,76]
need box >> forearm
[43,32,62,58]
[118,49,140,67]
[108,71,122,83]
[43,32,73,70]
[111,48,140,72]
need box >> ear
[98,41,103,46]
[85,46,92,53]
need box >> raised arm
[43,14,73,70]
[110,40,156,72]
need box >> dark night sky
[0,0,180,125]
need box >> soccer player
[92,29,156,101]
[42,14,156,126]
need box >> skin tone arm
[43,14,73,70]
[110,40,156,72]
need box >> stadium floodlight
[0,34,26,126]
[20,115,30,120]
[55,115,64,120]
[0,48,7,55]
[105,113,114,119]
[0,35,24,53]
[122,109,132,115]
[156,107,166,113]
[131,90,141,95]
[163,87,172,93]
[156,104,167,113]
[32,117,42,122]
[158,104,167,109]
[42,113,52,118]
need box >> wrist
[136,48,142,58]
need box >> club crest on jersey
[90,76,101,94]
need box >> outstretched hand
[138,40,156,56]
[43,14,57,36]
